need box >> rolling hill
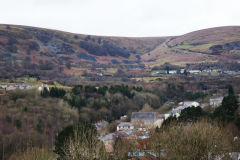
[0,24,240,81]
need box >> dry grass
[9,147,56,160]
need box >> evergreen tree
[40,87,49,98]
[213,85,238,122]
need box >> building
[180,69,185,74]
[179,101,200,108]
[229,152,240,160]
[120,115,127,120]
[37,84,49,91]
[99,129,137,152]
[99,133,115,152]
[153,114,166,128]
[169,101,200,117]
[93,120,108,130]
[209,97,223,107]
[169,70,177,74]
[131,112,156,129]
[189,70,201,74]
[117,122,134,131]
[6,85,17,91]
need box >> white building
[117,122,134,131]
[179,101,200,108]
[169,70,177,74]
[169,101,200,117]
[37,84,49,91]
[209,97,223,107]
[189,70,201,74]
[180,69,185,74]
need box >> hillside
[0,24,240,81]
[142,26,240,67]
[0,24,167,79]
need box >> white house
[37,84,49,91]
[189,70,201,74]
[169,70,177,74]
[169,101,200,117]
[209,97,223,107]
[154,114,165,127]
[180,69,185,74]
[117,122,134,131]
[179,101,200,108]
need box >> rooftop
[118,122,133,127]
[131,112,156,119]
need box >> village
[0,84,49,94]
[151,69,240,76]
[93,98,237,159]
[0,83,239,159]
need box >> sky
[0,0,240,37]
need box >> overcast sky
[0,0,239,37]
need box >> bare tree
[150,120,235,160]
[59,126,109,160]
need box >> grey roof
[99,133,115,141]
[131,112,156,119]
[210,97,224,102]
[118,122,133,127]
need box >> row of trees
[40,87,66,98]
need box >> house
[202,69,212,73]
[189,70,201,74]
[97,72,103,76]
[169,101,200,117]
[153,114,165,128]
[120,115,127,121]
[99,133,115,152]
[163,113,170,120]
[93,120,108,130]
[179,101,200,108]
[169,70,177,74]
[163,101,174,106]
[180,69,185,74]
[19,84,33,90]
[117,122,134,131]
[209,97,223,107]
[229,152,240,160]
[152,71,160,76]
[169,109,181,117]
[115,129,137,140]
[99,129,137,152]
[131,112,157,129]
[128,151,157,159]
[6,85,17,91]
[37,84,49,91]
[138,131,150,139]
